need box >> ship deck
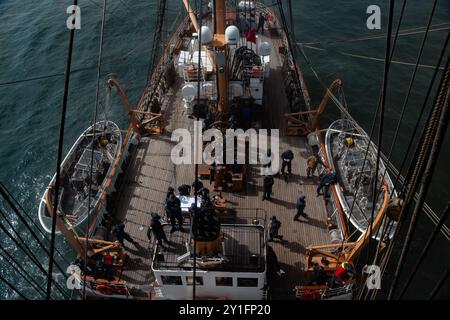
[112,31,331,300]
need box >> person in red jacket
[332,262,355,287]
[246,28,256,43]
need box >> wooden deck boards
[113,33,330,300]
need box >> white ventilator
[200,26,213,44]
[181,84,197,112]
[258,41,271,56]
[225,25,240,45]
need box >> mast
[182,0,230,114]
[213,0,229,114]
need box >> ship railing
[150,282,164,300]
[295,282,354,300]
[138,15,191,112]
[323,283,354,299]
[261,289,269,300]
[179,207,267,226]
[224,207,268,227]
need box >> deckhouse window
[186,276,204,286]
[161,276,182,285]
[216,277,233,286]
[237,278,258,287]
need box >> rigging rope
[83,0,108,300]
[147,0,167,82]
[368,36,450,292]
[358,0,443,300]
[0,182,71,265]
[0,247,46,298]
[46,0,78,300]
[366,6,448,302]
[288,0,295,39]
[391,35,450,197]
[302,45,445,70]
[330,0,409,261]
[281,0,449,301]
[387,52,450,300]
[428,267,450,300]
[192,0,203,301]
[361,0,395,296]
[276,0,303,101]
[0,209,71,299]
[0,41,159,88]
[0,209,60,276]
[298,23,450,46]
[398,201,450,298]
[0,272,28,300]
[0,187,68,278]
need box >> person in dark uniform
[262,175,274,201]
[112,222,135,246]
[268,216,283,241]
[264,148,273,168]
[165,194,184,233]
[280,149,294,175]
[150,97,161,114]
[209,161,216,184]
[178,184,191,196]
[257,12,266,34]
[192,180,204,195]
[309,263,329,285]
[166,187,175,202]
[228,114,238,130]
[147,212,171,248]
[317,172,337,197]
[294,193,307,221]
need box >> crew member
[147,212,171,248]
[262,175,275,201]
[309,263,328,286]
[281,149,294,175]
[165,194,184,233]
[317,172,337,197]
[178,184,191,196]
[209,161,217,185]
[306,154,323,178]
[268,216,283,241]
[332,262,354,287]
[112,222,135,246]
[257,13,266,34]
[294,193,307,220]
[166,187,175,202]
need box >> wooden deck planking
[112,31,330,299]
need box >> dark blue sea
[0,0,449,299]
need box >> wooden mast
[214,0,229,114]
[182,0,229,114]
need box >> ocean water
[0,0,448,299]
